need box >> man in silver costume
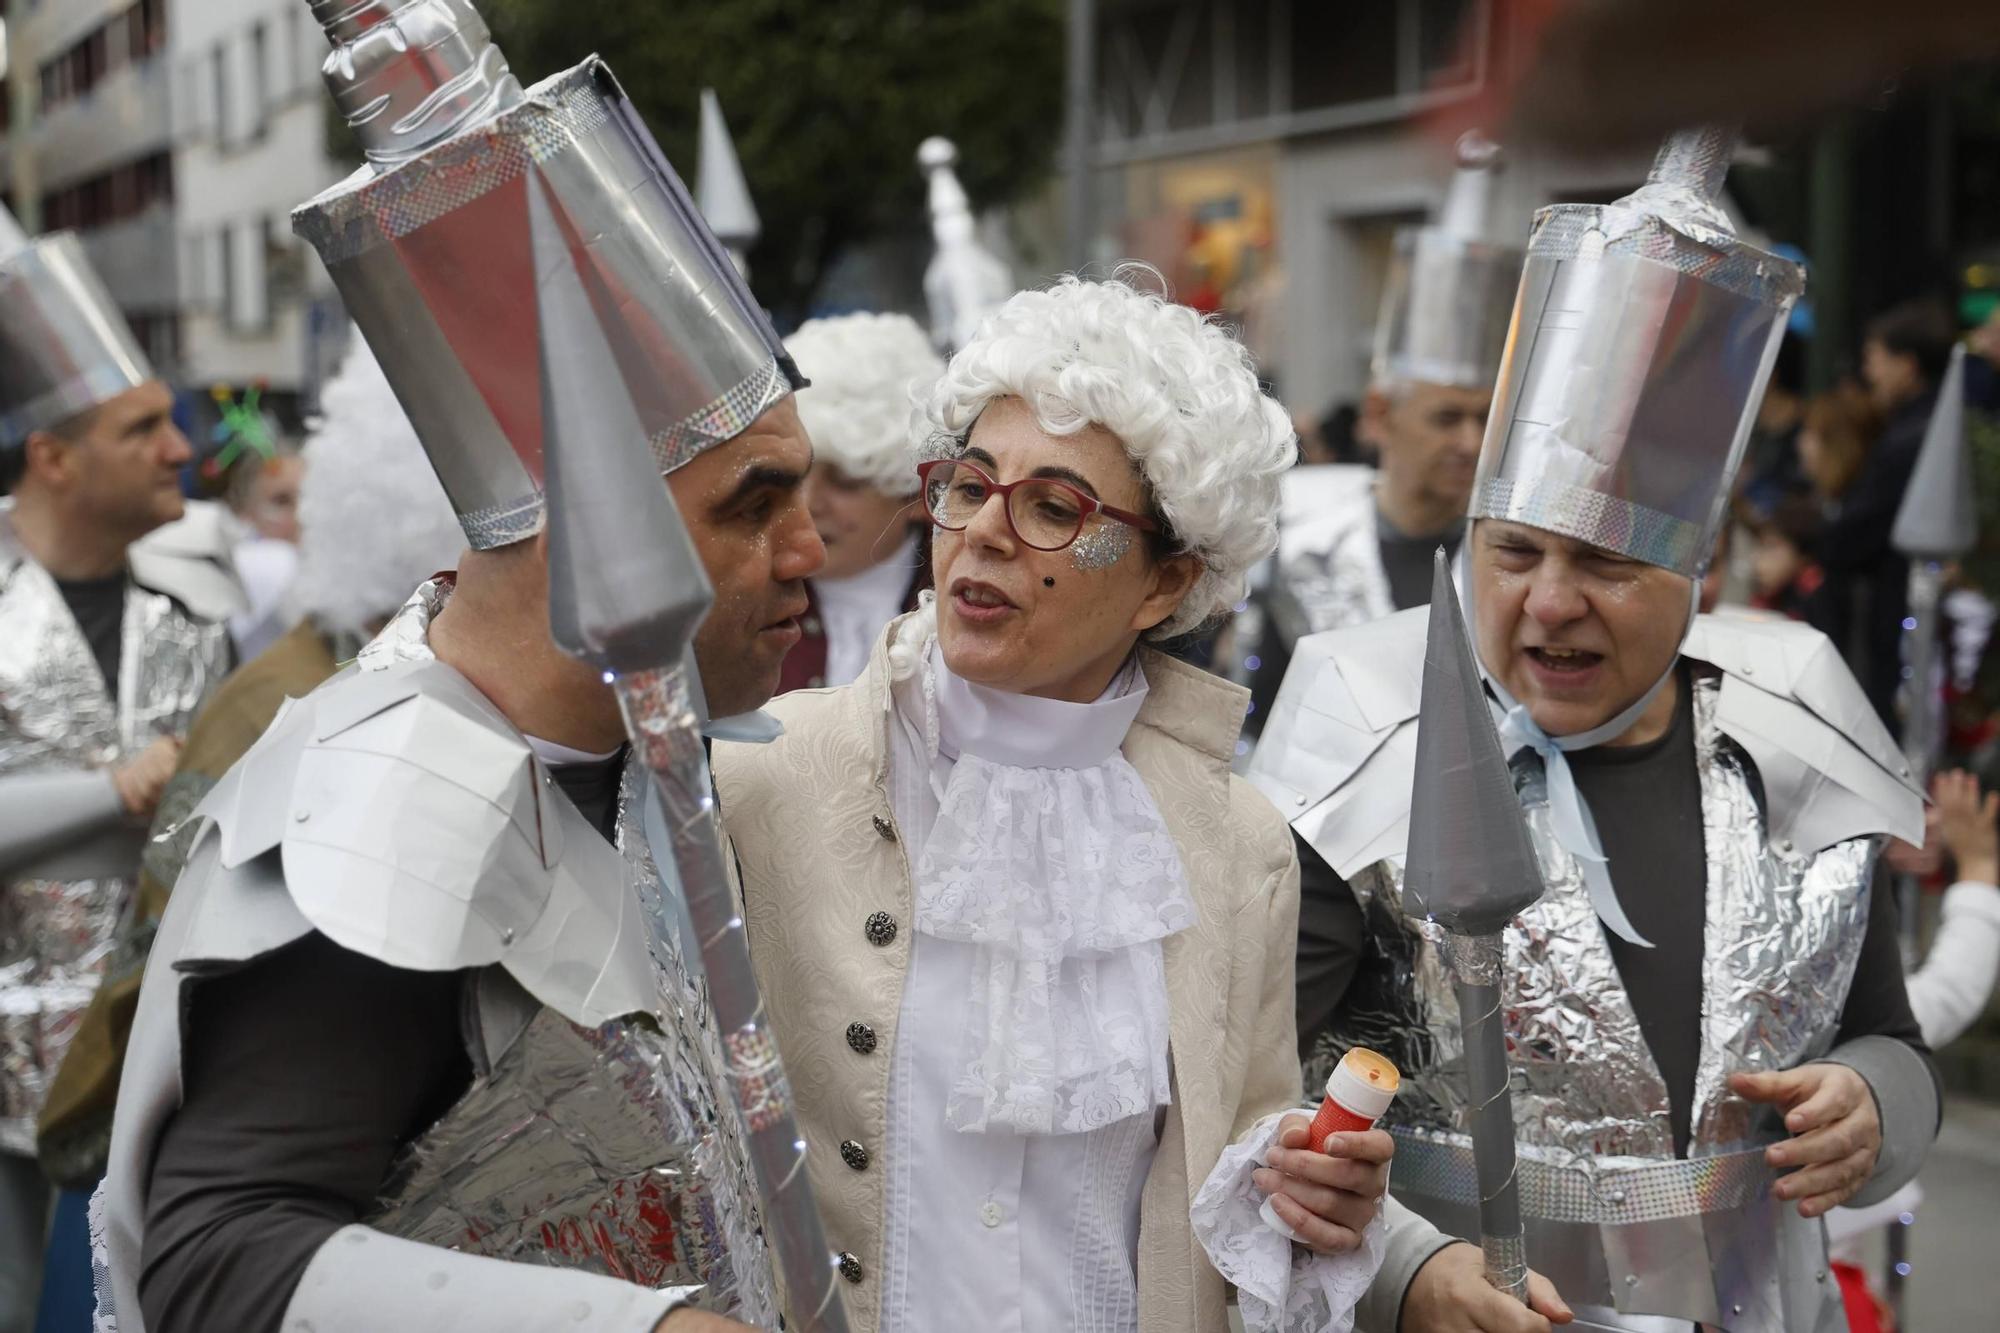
[0,206,237,1328]
[95,3,822,1331]
[1240,134,1521,737]
[1253,129,1938,1333]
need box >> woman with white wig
[717,271,1392,1333]
[779,312,942,691]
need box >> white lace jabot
[912,645,1197,1136]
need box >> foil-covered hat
[919,136,1013,356]
[1370,132,1523,393]
[1470,126,1805,579]
[292,0,801,551]
[0,204,152,449]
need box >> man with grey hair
[1240,135,1521,732]
[0,207,238,1329]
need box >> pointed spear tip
[1405,544,1547,935]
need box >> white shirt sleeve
[1907,880,2000,1048]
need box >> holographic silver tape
[1475,476,1703,574]
[1527,205,1803,309]
[649,359,790,475]
[724,1026,790,1136]
[295,64,613,266]
[1481,1232,1530,1302]
[457,492,546,552]
[1390,1130,1776,1227]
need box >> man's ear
[1131,552,1203,634]
[1358,387,1395,452]
[19,428,75,491]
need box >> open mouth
[1525,646,1604,675]
[950,578,1018,623]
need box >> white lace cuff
[1190,1111,1388,1333]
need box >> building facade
[1075,0,1654,418]
[3,0,179,372]
[167,0,347,430]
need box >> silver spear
[1403,549,1549,1300]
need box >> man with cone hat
[0,204,239,1325]
[1239,133,1521,737]
[95,4,829,1330]
[1253,128,1938,1332]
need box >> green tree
[482,0,1065,323]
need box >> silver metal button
[872,814,897,842]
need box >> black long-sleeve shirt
[138,753,626,1333]
[1294,670,1937,1156]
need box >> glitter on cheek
[1069,524,1132,571]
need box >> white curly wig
[292,339,465,635]
[916,267,1294,638]
[784,313,944,497]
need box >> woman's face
[805,462,917,581]
[1797,427,1829,494]
[931,397,1199,702]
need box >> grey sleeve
[1818,1032,1941,1209]
[0,767,124,877]
[281,1226,692,1333]
[1353,1196,1459,1333]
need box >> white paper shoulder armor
[128,500,247,621]
[1246,606,1428,879]
[1683,610,1925,850]
[1251,608,1925,880]
[172,656,655,1028]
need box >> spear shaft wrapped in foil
[532,156,848,1329]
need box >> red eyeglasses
[916,458,1160,553]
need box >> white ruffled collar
[934,647,1147,769]
[903,639,1195,1137]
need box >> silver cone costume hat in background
[1371,131,1524,393]
[1470,126,1805,579]
[0,203,152,449]
[919,136,1013,356]
[1892,341,1978,560]
[697,89,761,273]
[1405,548,1547,936]
[292,0,801,551]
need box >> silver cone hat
[1404,549,1546,936]
[1371,132,1524,393]
[1470,127,1804,578]
[292,0,799,551]
[0,203,152,448]
[1891,342,1978,560]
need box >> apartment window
[249,22,269,138]
[211,41,230,146]
[39,152,174,232]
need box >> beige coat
[715,627,1303,1333]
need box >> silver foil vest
[0,546,228,1153]
[1315,674,1869,1332]
[1264,468,1394,650]
[346,586,777,1323]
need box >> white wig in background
[292,339,464,636]
[916,267,1294,638]
[785,312,943,497]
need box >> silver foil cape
[0,532,228,1152]
[1470,128,1804,578]
[293,54,798,550]
[352,584,776,1323]
[0,231,152,447]
[1308,674,1866,1330]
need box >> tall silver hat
[292,0,801,551]
[0,203,152,449]
[1370,132,1524,393]
[1470,126,1804,579]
